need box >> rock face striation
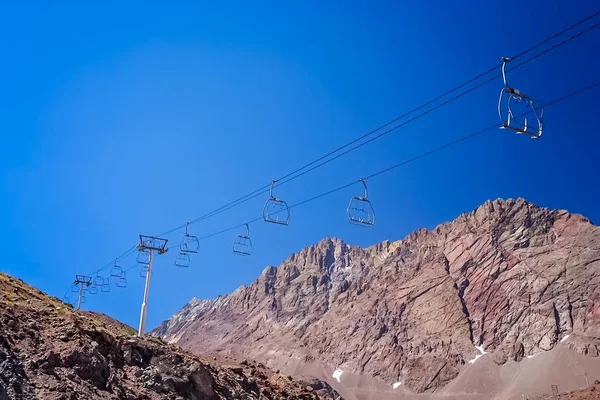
[153,198,600,394]
[0,271,339,400]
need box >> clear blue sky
[1,1,599,330]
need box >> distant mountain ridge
[153,198,600,399]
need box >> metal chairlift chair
[93,271,105,287]
[175,252,191,268]
[88,286,98,295]
[180,222,199,254]
[137,249,150,265]
[110,260,124,278]
[498,57,543,138]
[140,266,148,278]
[233,223,253,256]
[263,179,291,225]
[101,282,111,293]
[116,271,127,288]
[347,179,375,226]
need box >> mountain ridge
[153,197,600,399]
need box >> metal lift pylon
[73,275,92,310]
[136,235,168,337]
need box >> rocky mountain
[153,198,600,399]
[0,271,341,400]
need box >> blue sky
[1,1,599,330]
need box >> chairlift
[347,179,375,226]
[101,282,111,293]
[140,266,148,278]
[93,271,105,287]
[180,222,199,254]
[80,292,87,304]
[263,179,290,225]
[71,284,80,293]
[233,223,253,256]
[175,252,191,268]
[88,285,98,295]
[116,271,127,288]
[110,260,124,278]
[498,57,543,138]
[137,249,150,265]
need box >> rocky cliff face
[153,198,600,394]
[0,272,340,400]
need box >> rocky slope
[0,271,341,400]
[558,381,600,400]
[153,198,600,396]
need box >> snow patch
[332,368,344,383]
[561,335,570,343]
[468,345,487,364]
[527,354,536,359]
[393,382,402,389]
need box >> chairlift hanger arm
[501,57,511,87]
[269,179,279,200]
[359,179,368,200]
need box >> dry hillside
[0,271,341,400]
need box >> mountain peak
[153,198,600,398]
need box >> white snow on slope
[393,382,402,389]
[332,368,344,383]
[468,345,487,364]
[561,334,570,342]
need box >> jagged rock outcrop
[0,337,35,400]
[153,198,600,394]
[0,272,339,399]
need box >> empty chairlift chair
[94,271,110,293]
[175,252,191,268]
[93,271,105,287]
[88,285,98,295]
[263,179,290,225]
[176,222,198,267]
[180,222,199,254]
[498,57,543,138]
[137,249,150,265]
[110,260,124,278]
[233,223,253,256]
[116,271,127,288]
[347,179,375,226]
